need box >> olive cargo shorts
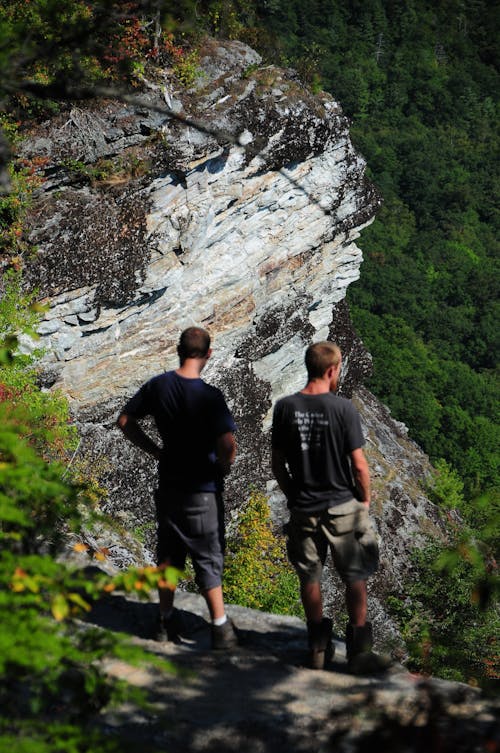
[285,499,379,584]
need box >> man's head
[177,327,211,363]
[305,341,342,387]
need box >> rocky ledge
[87,590,499,753]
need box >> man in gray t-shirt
[271,341,389,674]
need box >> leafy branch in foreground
[0,398,182,751]
[0,271,181,752]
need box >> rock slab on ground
[87,591,499,753]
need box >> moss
[24,186,149,305]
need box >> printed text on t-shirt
[294,411,328,451]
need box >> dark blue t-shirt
[122,371,236,493]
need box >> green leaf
[67,591,92,612]
[51,593,69,621]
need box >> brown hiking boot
[307,617,334,670]
[345,622,391,675]
[211,618,239,650]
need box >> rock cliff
[20,39,442,647]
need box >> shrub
[0,273,180,751]
[388,464,499,687]
[224,489,301,616]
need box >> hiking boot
[211,618,239,650]
[307,617,334,670]
[345,622,391,675]
[155,610,182,643]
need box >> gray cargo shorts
[285,499,379,584]
[156,490,224,591]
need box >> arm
[271,447,295,500]
[215,431,236,476]
[350,447,371,507]
[116,413,161,461]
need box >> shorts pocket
[182,494,218,536]
[355,525,380,574]
[328,503,367,535]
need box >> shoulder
[201,380,226,399]
[201,381,232,410]
[273,394,297,418]
[326,393,361,417]
[153,370,175,382]
[327,393,355,408]
[274,394,295,409]
[148,370,175,388]
[121,373,167,415]
[203,380,223,395]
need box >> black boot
[307,617,334,670]
[345,622,391,675]
[155,609,183,643]
[211,618,239,650]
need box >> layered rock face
[21,39,440,644]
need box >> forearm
[216,432,236,476]
[271,450,294,499]
[117,414,161,460]
[350,448,371,506]
[354,467,371,506]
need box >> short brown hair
[305,341,341,379]
[177,327,211,361]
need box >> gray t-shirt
[271,392,364,512]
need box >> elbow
[117,413,128,431]
[271,449,286,478]
[271,459,280,479]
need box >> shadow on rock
[85,588,310,665]
[81,590,499,753]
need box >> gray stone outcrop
[20,39,443,648]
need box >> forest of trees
[245,0,499,682]
[0,3,498,747]
[238,0,499,502]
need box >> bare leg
[158,585,175,613]
[201,585,225,621]
[345,580,368,626]
[157,559,176,613]
[300,581,323,623]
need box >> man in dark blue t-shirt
[117,327,238,650]
[272,341,389,674]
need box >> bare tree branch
[5,78,334,214]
